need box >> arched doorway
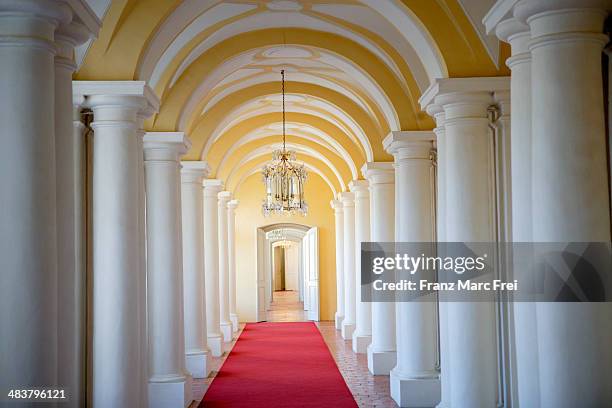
[256,223,319,322]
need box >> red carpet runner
[200,322,357,407]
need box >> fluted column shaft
[362,162,396,375]
[227,199,240,332]
[203,179,223,357]
[385,132,439,407]
[181,162,211,379]
[218,190,232,342]
[331,200,345,329]
[350,181,372,353]
[340,192,356,340]
[144,132,192,408]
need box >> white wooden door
[302,235,310,311]
[256,228,267,321]
[305,227,319,321]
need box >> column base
[230,313,239,332]
[352,333,371,354]
[185,350,212,379]
[341,322,355,340]
[207,334,223,357]
[335,312,344,330]
[367,344,396,375]
[390,369,440,407]
[148,375,192,408]
[220,322,232,342]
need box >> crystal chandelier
[262,70,308,216]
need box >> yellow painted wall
[234,172,336,322]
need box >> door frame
[256,223,317,321]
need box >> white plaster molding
[144,132,191,159]
[361,162,395,183]
[181,161,211,180]
[74,80,160,114]
[457,0,501,67]
[202,179,223,190]
[419,77,510,111]
[64,0,101,35]
[483,0,520,34]
[383,130,437,156]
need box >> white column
[515,2,612,406]
[55,21,91,408]
[0,1,65,393]
[421,78,509,407]
[443,91,497,407]
[349,180,372,353]
[84,82,158,407]
[181,162,212,379]
[494,17,540,408]
[144,133,192,408]
[385,131,440,407]
[428,105,452,408]
[203,179,223,356]
[331,199,345,329]
[340,192,356,340]
[362,162,396,375]
[218,190,232,342]
[228,199,240,332]
[136,112,150,408]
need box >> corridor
[2,0,611,407]
[268,291,306,322]
[191,322,397,408]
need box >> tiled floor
[189,328,243,407]
[267,290,306,322]
[317,322,398,408]
[191,295,397,408]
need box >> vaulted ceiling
[77,0,509,196]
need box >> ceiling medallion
[262,70,308,217]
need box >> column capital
[181,161,210,184]
[494,17,532,72]
[425,104,445,122]
[330,199,343,212]
[218,190,231,204]
[483,0,520,34]
[0,0,70,53]
[349,180,369,198]
[420,77,509,109]
[61,0,102,36]
[495,17,530,51]
[419,77,509,123]
[203,179,223,197]
[143,132,191,161]
[514,0,608,34]
[227,199,239,210]
[0,0,72,24]
[75,81,160,119]
[339,192,355,207]
[383,131,436,160]
[55,21,91,71]
[361,162,394,185]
